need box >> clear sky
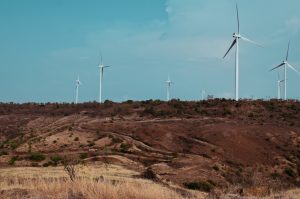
[0,0,300,103]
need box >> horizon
[1,0,300,103]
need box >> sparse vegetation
[28,152,46,162]
[184,181,214,192]
[8,156,18,165]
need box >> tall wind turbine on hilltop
[166,74,173,101]
[75,76,82,104]
[270,41,300,100]
[277,73,284,100]
[96,52,110,103]
[223,3,263,101]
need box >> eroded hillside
[0,99,300,195]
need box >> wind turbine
[270,41,300,100]
[166,74,173,101]
[223,3,263,101]
[96,52,110,103]
[277,73,284,100]
[201,90,206,101]
[75,76,82,104]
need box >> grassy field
[0,165,206,199]
[1,165,300,199]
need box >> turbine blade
[104,65,110,68]
[223,39,236,58]
[236,3,240,34]
[287,63,300,75]
[286,40,290,61]
[241,36,263,47]
[270,63,285,71]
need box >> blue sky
[0,0,300,103]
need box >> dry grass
[0,165,205,199]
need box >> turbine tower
[75,76,82,104]
[223,3,262,101]
[166,74,173,101]
[201,90,206,101]
[277,73,284,100]
[270,41,300,100]
[96,53,110,103]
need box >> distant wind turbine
[277,73,284,100]
[201,90,205,101]
[270,41,300,100]
[223,3,263,101]
[96,52,110,103]
[166,74,173,101]
[75,76,82,104]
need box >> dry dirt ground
[0,99,300,198]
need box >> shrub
[29,152,46,162]
[111,136,123,144]
[8,156,18,165]
[0,151,8,156]
[184,181,214,192]
[284,167,296,177]
[50,155,63,165]
[120,143,132,153]
[141,168,158,181]
[80,153,88,159]
[74,137,79,141]
[271,172,280,179]
[88,142,95,147]
[222,108,232,116]
[212,165,219,171]
[10,142,19,150]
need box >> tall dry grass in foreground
[1,177,204,199]
[0,166,205,199]
[1,166,300,199]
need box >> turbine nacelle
[233,33,241,38]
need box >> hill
[0,99,300,198]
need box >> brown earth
[0,99,300,196]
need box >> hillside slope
[0,99,300,196]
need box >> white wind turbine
[270,41,300,100]
[277,73,284,100]
[223,3,263,101]
[165,74,173,101]
[75,76,82,104]
[96,52,110,103]
[201,90,206,101]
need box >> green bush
[50,155,63,165]
[8,156,18,165]
[28,152,46,162]
[184,181,214,192]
